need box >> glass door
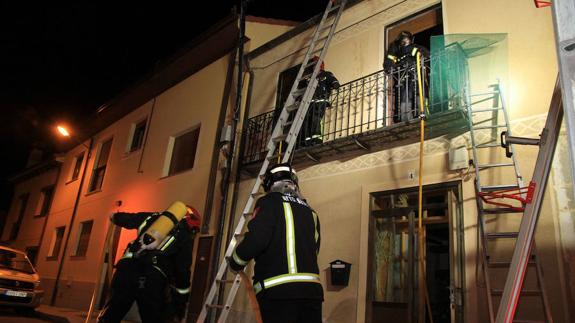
[367,182,463,323]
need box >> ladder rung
[486,232,519,239]
[480,184,520,192]
[292,87,306,96]
[216,279,236,284]
[487,260,536,268]
[272,134,287,142]
[234,232,245,238]
[328,4,341,13]
[491,289,541,296]
[473,124,507,130]
[250,191,264,198]
[482,208,524,214]
[316,35,329,44]
[286,101,300,112]
[470,107,503,113]
[469,91,499,97]
[476,142,501,148]
[478,163,514,169]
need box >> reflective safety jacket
[229,192,323,300]
[112,212,194,295]
[383,43,429,72]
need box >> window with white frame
[47,226,65,259]
[128,119,147,152]
[70,152,84,182]
[72,220,93,257]
[34,185,54,217]
[88,138,112,192]
[166,126,200,176]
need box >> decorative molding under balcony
[297,113,547,181]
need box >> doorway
[366,182,464,323]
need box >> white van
[0,245,44,313]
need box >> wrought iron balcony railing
[242,55,469,167]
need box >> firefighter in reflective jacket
[383,30,429,123]
[228,163,323,323]
[98,202,201,323]
[299,56,340,147]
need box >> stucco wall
[35,54,231,309]
[234,0,564,322]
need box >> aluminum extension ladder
[466,82,553,323]
[196,1,347,321]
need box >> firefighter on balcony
[383,30,429,123]
[299,56,340,147]
[228,163,323,323]
[97,201,201,323]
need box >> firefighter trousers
[258,298,322,323]
[97,260,169,323]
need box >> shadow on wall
[324,298,357,323]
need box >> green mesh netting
[429,34,508,115]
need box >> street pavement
[0,305,136,323]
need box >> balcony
[241,55,470,176]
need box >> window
[73,220,93,257]
[34,186,54,217]
[9,193,29,240]
[167,126,200,176]
[129,119,147,152]
[70,152,84,181]
[47,226,66,259]
[88,139,112,192]
[274,64,301,125]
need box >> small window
[168,126,200,176]
[47,226,66,259]
[35,186,54,217]
[73,220,93,257]
[129,119,147,152]
[71,152,84,181]
[88,139,113,192]
[9,193,29,240]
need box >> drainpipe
[209,0,247,313]
[225,61,254,248]
[51,137,94,305]
[202,52,237,235]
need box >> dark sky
[0,1,328,211]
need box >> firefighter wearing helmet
[298,56,340,147]
[228,163,323,323]
[383,30,430,122]
[98,201,201,323]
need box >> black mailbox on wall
[329,259,351,286]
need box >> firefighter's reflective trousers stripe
[253,273,321,294]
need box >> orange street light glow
[57,126,70,137]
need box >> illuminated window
[167,126,200,176]
[88,139,112,192]
[47,226,65,260]
[73,220,93,257]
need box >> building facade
[228,1,573,323]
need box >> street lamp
[50,125,93,305]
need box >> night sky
[0,1,328,211]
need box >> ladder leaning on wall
[196,1,347,322]
[465,81,553,323]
